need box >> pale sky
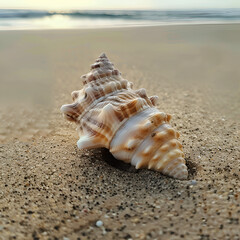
[1,0,240,10]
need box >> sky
[0,0,240,10]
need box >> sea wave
[1,9,240,21]
[0,9,240,30]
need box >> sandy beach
[0,24,239,239]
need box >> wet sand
[0,24,239,239]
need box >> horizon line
[1,7,240,11]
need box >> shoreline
[0,21,240,31]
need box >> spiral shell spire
[61,54,188,180]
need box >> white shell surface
[110,108,160,161]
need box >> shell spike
[99,103,120,132]
[60,103,80,122]
[135,88,147,98]
[99,103,115,120]
[99,53,107,58]
[149,96,159,106]
[77,135,104,149]
[71,91,80,101]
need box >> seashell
[61,53,188,180]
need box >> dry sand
[0,24,239,240]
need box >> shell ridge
[110,108,158,145]
[131,123,171,167]
[146,131,183,171]
[77,75,132,121]
[110,108,162,162]
[168,163,188,179]
[162,157,185,175]
[77,89,126,121]
[155,148,184,171]
[107,105,151,149]
[148,139,182,169]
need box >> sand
[0,24,239,240]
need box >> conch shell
[61,54,188,179]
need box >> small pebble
[96,220,103,227]
[63,237,70,240]
[189,180,197,186]
[0,225,4,231]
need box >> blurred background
[1,1,240,30]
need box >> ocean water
[0,9,240,30]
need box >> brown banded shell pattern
[61,53,188,179]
